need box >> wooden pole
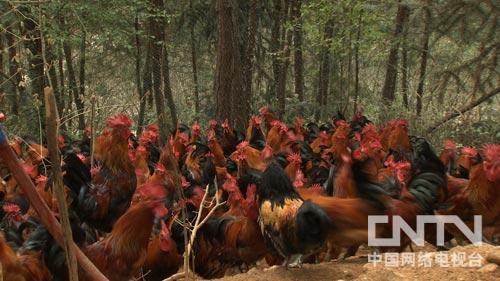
[0,108,109,281]
[44,87,79,281]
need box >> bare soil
[217,244,500,281]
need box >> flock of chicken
[0,106,498,281]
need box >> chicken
[81,181,169,281]
[257,161,330,267]
[454,146,480,178]
[437,144,500,240]
[439,139,456,174]
[0,233,52,281]
[245,115,266,150]
[62,114,137,232]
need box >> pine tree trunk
[21,5,45,103]
[276,0,293,117]
[401,7,410,110]
[270,0,283,102]
[380,2,409,106]
[353,13,362,115]
[189,0,200,117]
[5,29,21,114]
[57,44,66,120]
[63,41,85,130]
[162,45,178,127]
[242,0,257,114]
[292,0,304,103]
[135,15,146,135]
[78,33,86,112]
[416,2,431,116]
[150,0,169,143]
[316,20,334,120]
[214,0,246,130]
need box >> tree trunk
[135,15,146,135]
[150,0,169,143]
[5,29,21,114]
[242,0,257,114]
[57,44,66,122]
[63,41,85,130]
[78,33,86,113]
[162,45,178,127]
[276,0,293,117]
[270,0,283,103]
[292,0,304,103]
[214,0,246,130]
[21,5,45,103]
[141,40,153,128]
[353,13,362,115]
[316,20,334,121]
[416,2,431,116]
[380,2,409,106]
[189,0,200,117]
[401,18,409,109]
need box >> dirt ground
[217,244,500,281]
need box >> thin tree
[135,14,146,135]
[416,1,431,116]
[292,0,304,103]
[316,20,334,121]
[63,40,85,130]
[150,0,169,143]
[214,0,246,130]
[189,0,200,117]
[401,6,410,109]
[380,2,409,106]
[353,13,362,114]
[242,0,257,113]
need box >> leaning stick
[44,87,79,281]
[0,113,109,281]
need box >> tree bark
[5,28,21,114]
[276,0,293,117]
[21,5,45,103]
[401,11,409,109]
[63,41,85,130]
[353,13,362,115]
[416,2,431,116]
[189,0,200,117]
[135,15,146,135]
[78,33,86,114]
[380,2,409,106]
[214,0,246,130]
[242,0,257,114]
[316,20,334,121]
[150,0,169,143]
[162,45,178,127]
[270,0,283,102]
[292,0,304,103]
[57,44,66,122]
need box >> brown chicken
[0,233,52,281]
[82,181,168,281]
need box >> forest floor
[217,243,500,281]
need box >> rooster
[0,233,52,281]
[62,114,137,232]
[257,161,330,267]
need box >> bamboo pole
[0,105,109,281]
[44,87,79,281]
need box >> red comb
[192,122,201,133]
[444,139,456,150]
[287,153,302,164]
[36,175,48,184]
[251,115,262,127]
[259,106,269,115]
[106,114,132,129]
[0,112,6,122]
[3,203,20,214]
[209,120,218,128]
[461,147,478,157]
[482,144,500,163]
